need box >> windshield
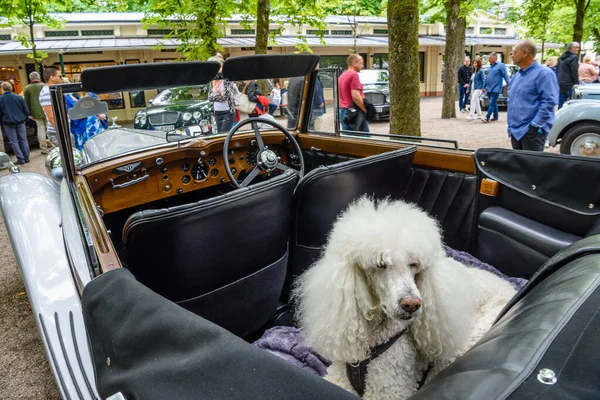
[65,72,305,165]
[359,70,389,85]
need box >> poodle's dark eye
[409,262,420,270]
[377,262,388,269]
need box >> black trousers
[511,127,546,152]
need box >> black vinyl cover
[81,62,221,94]
[222,54,320,81]
[409,236,600,400]
[475,149,600,216]
[82,268,359,400]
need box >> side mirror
[0,152,20,174]
[45,147,85,183]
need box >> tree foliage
[0,0,66,67]
[388,0,421,136]
[143,0,235,60]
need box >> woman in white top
[208,54,236,134]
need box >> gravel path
[0,97,559,398]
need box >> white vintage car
[0,55,599,400]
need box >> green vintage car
[134,85,215,134]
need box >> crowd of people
[457,40,599,152]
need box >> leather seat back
[122,170,297,338]
[283,147,416,299]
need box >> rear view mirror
[0,152,20,173]
[68,96,109,120]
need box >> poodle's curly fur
[293,197,517,399]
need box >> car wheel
[560,123,600,158]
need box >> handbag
[235,83,258,114]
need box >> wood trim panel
[83,132,293,213]
[297,134,476,174]
[74,176,122,272]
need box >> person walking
[507,40,558,152]
[0,81,31,164]
[338,54,369,133]
[457,56,473,113]
[466,59,484,120]
[310,64,326,130]
[39,67,64,146]
[578,55,599,84]
[207,54,236,134]
[546,56,558,76]
[481,52,510,123]
[23,71,49,154]
[557,42,580,109]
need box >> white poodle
[293,197,517,399]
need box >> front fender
[548,101,600,146]
[0,173,99,399]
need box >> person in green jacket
[23,71,49,154]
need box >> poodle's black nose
[400,298,421,313]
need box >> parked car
[479,64,519,111]
[133,85,215,134]
[573,83,600,100]
[547,98,600,157]
[359,69,389,120]
[1,55,599,400]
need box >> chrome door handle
[110,169,149,189]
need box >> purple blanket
[254,248,527,376]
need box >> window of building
[231,29,256,35]
[480,27,493,35]
[147,29,172,36]
[331,30,353,35]
[45,30,80,37]
[307,29,329,35]
[319,54,368,71]
[373,29,388,35]
[373,52,425,82]
[0,34,11,41]
[494,28,507,35]
[81,30,114,37]
[466,27,474,35]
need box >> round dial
[210,168,219,177]
[181,163,190,172]
[182,175,191,184]
[207,157,217,167]
[191,162,208,180]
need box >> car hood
[143,101,211,114]
[84,128,168,163]
[363,84,389,94]
[560,99,600,111]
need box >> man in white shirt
[39,67,64,145]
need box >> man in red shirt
[338,54,369,133]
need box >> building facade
[0,12,549,122]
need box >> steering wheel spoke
[251,122,266,150]
[240,166,261,187]
[276,163,291,172]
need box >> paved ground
[0,97,560,399]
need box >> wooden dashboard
[83,132,292,214]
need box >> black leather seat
[282,146,416,300]
[122,170,297,338]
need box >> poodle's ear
[292,256,378,364]
[409,258,476,360]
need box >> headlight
[134,117,140,124]
[183,112,193,121]
[192,111,202,120]
[45,147,85,184]
[139,114,147,125]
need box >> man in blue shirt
[507,40,559,151]
[482,52,511,123]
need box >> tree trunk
[28,14,39,71]
[572,0,587,43]
[441,0,466,119]
[388,0,421,136]
[255,0,270,55]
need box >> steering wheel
[223,117,305,188]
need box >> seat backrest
[282,147,416,299]
[122,169,297,338]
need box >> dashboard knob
[176,188,183,194]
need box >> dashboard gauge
[181,163,190,172]
[231,168,237,175]
[208,157,217,166]
[182,175,191,184]
[246,149,259,165]
[191,162,208,180]
[210,168,219,177]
